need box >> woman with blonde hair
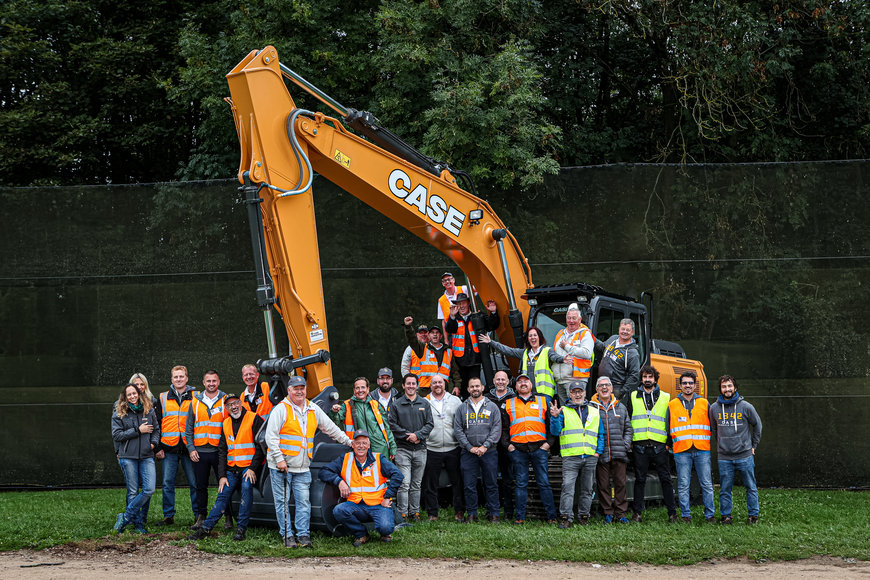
[111,383,160,534]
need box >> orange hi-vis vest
[505,395,548,444]
[341,452,387,505]
[555,326,594,378]
[668,397,711,453]
[451,318,479,358]
[191,394,227,447]
[277,401,318,458]
[342,398,391,443]
[418,346,452,389]
[224,411,256,468]
[409,349,422,376]
[241,381,274,418]
[438,285,468,322]
[160,390,192,447]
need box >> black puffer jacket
[591,397,633,463]
[112,408,161,459]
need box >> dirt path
[2,541,867,579]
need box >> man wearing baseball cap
[188,393,265,541]
[374,367,399,416]
[265,375,352,548]
[437,272,468,337]
[320,429,404,546]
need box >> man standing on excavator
[552,304,595,405]
[445,293,499,399]
[437,272,468,338]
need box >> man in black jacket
[388,373,434,522]
[188,394,265,542]
[445,293,499,398]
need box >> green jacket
[328,395,397,457]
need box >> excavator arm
[226,46,532,396]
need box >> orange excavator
[225,47,706,531]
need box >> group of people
[109,272,763,548]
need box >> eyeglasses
[681,381,695,386]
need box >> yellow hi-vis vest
[521,347,555,399]
[630,390,670,443]
[559,405,600,457]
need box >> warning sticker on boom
[309,329,324,343]
[334,150,351,168]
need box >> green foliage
[1,488,868,563]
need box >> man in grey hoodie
[709,375,762,524]
[593,319,641,400]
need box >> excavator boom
[226,47,532,395]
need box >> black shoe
[187,527,211,540]
[720,515,733,525]
[297,536,312,548]
[487,515,500,524]
[233,527,246,541]
[668,514,679,524]
[189,514,205,531]
[558,517,572,529]
[681,517,692,523]
[284,535,297,548]
[466,515,478,523]
[578,515,590,526]
[352,535,369,547]
[632,512,643,523]
[747,516,759,524]
[155,517,174,527]
[224,513,234,531]
[705,517,716,523]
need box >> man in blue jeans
[187,394,265,541]
[320,430,404,546]
[265,375,352,548]
[500,373,558,524]
[156,365,198,526]
[709,375,763,524]
[668,371,715,523]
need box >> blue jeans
[119,458,156,526]
[333,500,395,539]
[202,470,254,531]
[719,456,759,517]
[161,452,198,519]
[510,446,557,521]
[270,468,312,538]
[460,448,500,517]
[673,449,715,519]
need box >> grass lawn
[0,488,867,564]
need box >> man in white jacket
[552,304,595,404]
[265,375,351,548]
[421,374,465,522]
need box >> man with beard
[404,317,456,395]
[187,394,265,541]
[374,368,398,416]
[185,370,227,531]
[445,293,499,399]
[625,365,678,523]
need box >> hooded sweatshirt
[709,393,762,460]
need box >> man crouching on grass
[320,429,404,547]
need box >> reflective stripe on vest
[451,319,479,358]
[160,390,192,447]
[342,398,391,444]
[192,396,226,447]
[409,350,421,375]
[630,390,670,443]
[277,401,318,458]
[668,397,711,452]
[559,405,600,457]
[521,347,555,399]
[418,346,452,389]
[555,327,594,378]
[342,452,387,506]
[506,395,547,443]
[225,411,256,467]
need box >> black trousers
[632,443,676,515]
[497,445,515,518]
[192,450,220,517]
[422,448,465,517]
[456,365,481,400]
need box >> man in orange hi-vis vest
[669,371,715,523]
[265,375,351,548]
[320,429,404,547]
[552,303,595,404]
[187,394,265,542]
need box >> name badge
[530,404,539,410]
[362,467,373,477]
[678,416,687,422]
[482,410,490,417]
